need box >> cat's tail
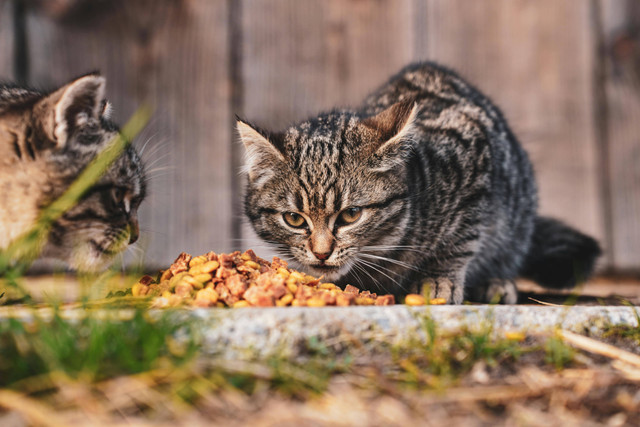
[519,216,602,289]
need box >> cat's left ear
[35,74,106,149]
[236,119,286,184]
[360,100,419,170]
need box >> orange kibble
[405,294,426,306]
[277,293,294,306]
[429,298,447,305]
[306,298,326,307]
[233,301,250,308]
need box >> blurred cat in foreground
[0,74,146,271]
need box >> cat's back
[362,62,506,135]
[0,83,41,114]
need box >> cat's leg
[467,279,518,304]
[419,261,469,304]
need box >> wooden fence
[0,0,639,272]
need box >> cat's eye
[111,187,125,206]
[337,207,362,226]
[283,212,307,229]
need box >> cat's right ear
[236,119,286,183]
[35,74,106,149]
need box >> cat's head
[238,101,418,281]
[4,74,146,271]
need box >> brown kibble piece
[344,284,360,295]
[218,252,236,268]
[271,257,288,270]
[138,275,154,286]
[170,252,192,275]
[375,295,395,305]
[243,286,275,307]
[336,293,356,306]
[227,274,248,298]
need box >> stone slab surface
[1,305,638,360]
[192,305,640,359]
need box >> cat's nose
[128,218,140,244]
[313,251,331,261]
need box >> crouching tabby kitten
[0,74,146,271]
[238,62,601,304]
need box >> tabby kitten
[0,74,146,271]
[238,62,601,304]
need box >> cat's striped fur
[0,74,146,271]
[239,62,601,303]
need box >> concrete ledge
[192,305,639,359]
[2,305,638,359]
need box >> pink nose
[313,252,331,261]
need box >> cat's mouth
[307,263,348,281]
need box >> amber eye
[337,207,362,226]
[283,212,307,228]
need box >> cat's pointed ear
[360,100,419,170]
[36,73,106,149]
[236,119,286,183]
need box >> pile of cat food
[132,250,398,308]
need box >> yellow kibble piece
[241,253,252,261]
[405,294,426,306]
[505,331,526,342]
[277,268,290,278]
[243,260,260,270]
[216,302,225,308]
[181,275,204,290]
[287,283,298,294]
[289,271,305,283]
[131,282,147,297]
[168,272,187,291]
[189,255,208,268]
[291,298,304,307]
[190,260,220,275]
[233,300,250,308]
[277,294,294,306]
[355,297,375,306]
[429,298,447,305]
[306,298,326,307]
[319,282,338,290]
[162,291,173,299]
[196,288,219,304]
[192,273,212,284]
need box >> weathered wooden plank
[240,0,415,126]
[419,0,604,260]
[239,0,415,255]
[26,0,231,268]
[0,0,14,80]
[599,0,640,270]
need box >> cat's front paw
[421,277,464,304]
[466,279,518,304]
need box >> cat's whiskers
[358,252,424,273]
[350,259,386,293]
[354,256,409,294]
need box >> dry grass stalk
[527,297,564,307]
[558,330,640,368]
